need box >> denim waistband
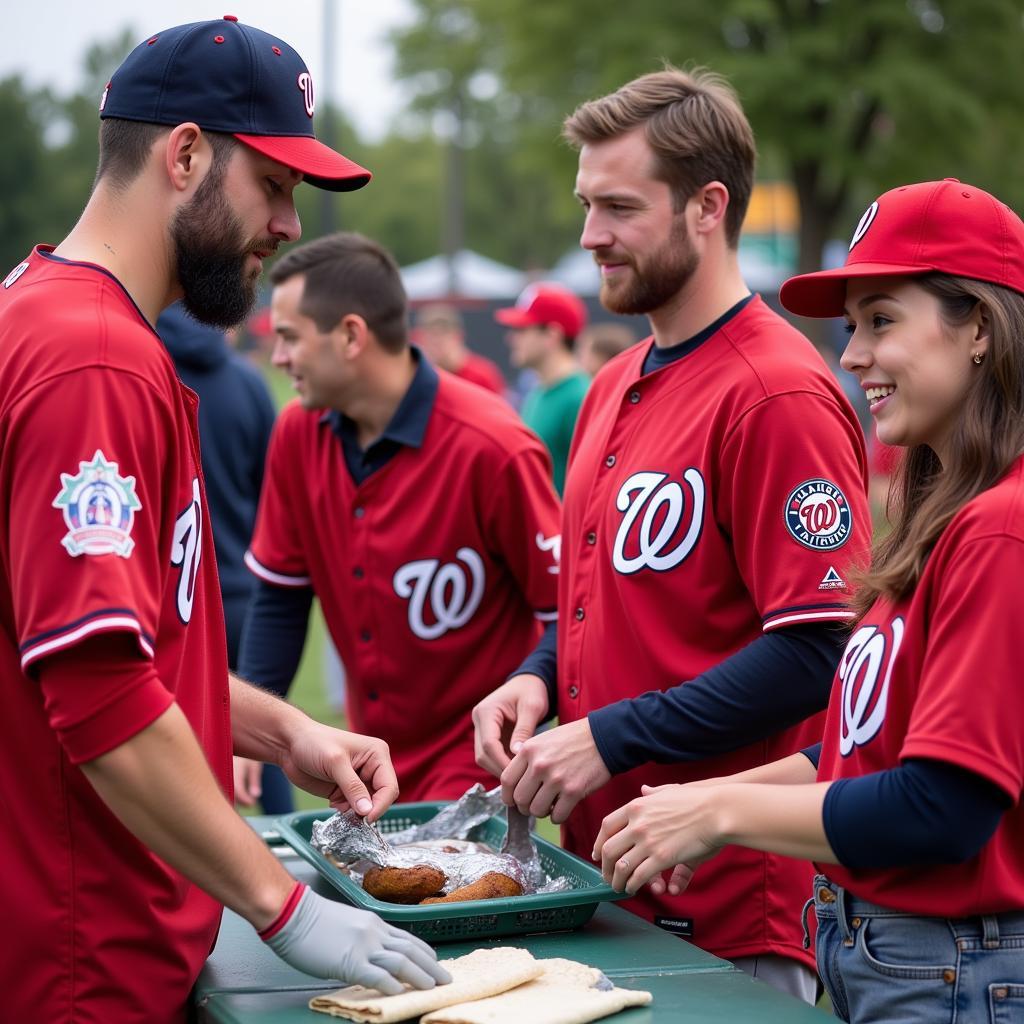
[806,874,1024,949]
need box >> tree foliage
[392,0,1024,274]
[7,7,1024,285]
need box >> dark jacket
[157,303,276,664]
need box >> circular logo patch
[784,478,852,551]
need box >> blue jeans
[810,875,1024,1022]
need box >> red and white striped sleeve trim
[534,609,558,623]
[20,612,155,671]
[258,881,307,941]
[762,607,856,632]
[244,550,312,588]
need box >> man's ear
[691,180,730,238]
[164,123,212,194]
[337,313,370,360]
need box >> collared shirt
[322,348,439,485]
[245,363,561,800]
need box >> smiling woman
[592,179,1024,1024]
[839,276,984,460]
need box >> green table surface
[197,968,826,1023]
[195,817,825,1022]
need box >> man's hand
[500,717,610,824]
[472,673,549,778]
[280,721,398,823]
[233,756,263,808]
[592,783,722,896]
[264,886,450,994]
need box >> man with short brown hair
[474,66,870,1001]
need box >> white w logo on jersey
[612,469,705,575]
[838,617,904,756]
[170,478,203,624]
[393,547,485,640]
[536,531,561,574]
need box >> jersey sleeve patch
[244,550,313,588]
[52,450,142,558]
[784,478,852,551]
[20,607,155,670]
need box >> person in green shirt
[496,282,590,494]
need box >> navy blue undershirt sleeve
[589,622,843,775]
[802,742,823,768]
[510,620,558,717]
[824,759,1009,868]
[237,580,314,698]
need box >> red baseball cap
[495,283,588,338]
[780,179,1024,318]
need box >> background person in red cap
[593,179,1024,1023]
[0,18,448,1024]
[496,282,591,494]
[474,67,870,1002]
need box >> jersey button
[574,607,585,621]
[568,684,579,698]
[629,391,640,404]
[360,629,371,642]
[367,691,379,701]
[353,566,365,579]
[586,531,596,545]
[354,506,365,519]
[605,454,616,468]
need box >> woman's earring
[973,353,984,365]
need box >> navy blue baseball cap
[99,15,371,192]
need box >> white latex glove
[262,886,451,994]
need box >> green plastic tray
[276,804,624,942]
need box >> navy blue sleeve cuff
[238,580,313,698]
[823,759,1009,869]
[588,622,842,775]
[801,743,822,768]
[510,620,557,718]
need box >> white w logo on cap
[849,201,879,251]
[296,72,315,118]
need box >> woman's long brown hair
[850,274,1024,620]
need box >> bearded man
[473,66,870,1003]
[0,18,448,1023]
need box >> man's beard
[597,215,698,316]
[171,168,269,330]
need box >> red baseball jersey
[247,371,560,800]
[558,297,869,965]
[455,351,506,396]
[0,247,231,1024]
[818,456,1024,915]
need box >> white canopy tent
[400,250,528,301]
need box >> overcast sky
[4,1,415,141]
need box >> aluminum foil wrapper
[310,784,574,895]
[384,783,506,845]
[310,809,393,866]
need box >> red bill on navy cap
[100,15,371,192]
[780,179,1024,318]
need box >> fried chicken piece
[420,871,523,904]
[363,864,447,904]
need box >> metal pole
[320,0,338,234]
